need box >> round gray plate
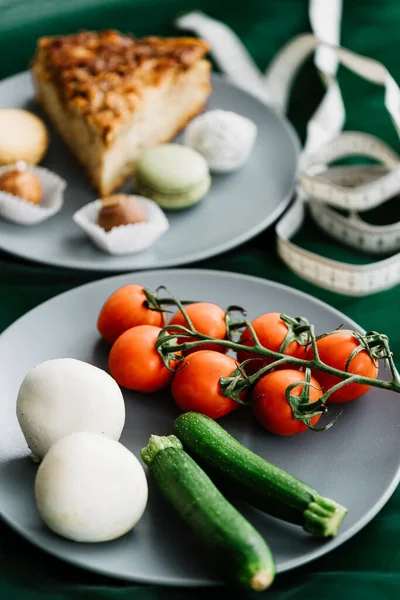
[0,72,299,272]
[1,269,399,586]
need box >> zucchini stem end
[304,496,348,537]
[141,434,182,466]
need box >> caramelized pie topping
[34,31,210,136]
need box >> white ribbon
[175,3,400,296]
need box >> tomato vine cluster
[97,284,400,436]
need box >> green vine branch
[144,286,400,431]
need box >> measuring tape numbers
[176,8,400,296]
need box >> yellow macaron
[0,109,49,165]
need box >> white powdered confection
[0,164,66,225]
[183,109,257,173]
[73,195,169,255]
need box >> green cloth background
[1,0,399,598]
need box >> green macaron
[134,144,211,210]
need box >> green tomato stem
[162,331,400,393]
[318,375,358,404]
[151,287,400,418]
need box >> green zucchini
[141,434,275,591]
[174,412,348,538]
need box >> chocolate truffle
[97,194,147,232]
[0,161,43,204]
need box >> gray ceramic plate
[1,269,399,586]
[0,72,299,272]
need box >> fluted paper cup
[73,196,169,255]
[0,164,66,225]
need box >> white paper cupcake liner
[73,196,169,255]
[0,164,66,225]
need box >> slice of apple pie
[32,30,211,195]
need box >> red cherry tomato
[109,325,178,392]
[307,331,378,403]
[252,369,322,436]
[237,313,307,374]
[171,350,242,419]
[169,302,227,355]
[98,284,164,345]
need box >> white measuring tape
[176,5,400,297]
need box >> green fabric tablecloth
[1,1,399,598]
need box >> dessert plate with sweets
[0,30,299,271]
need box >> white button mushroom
[16,358,125,461]
[35,432,148,542]
[183,109,257,173]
